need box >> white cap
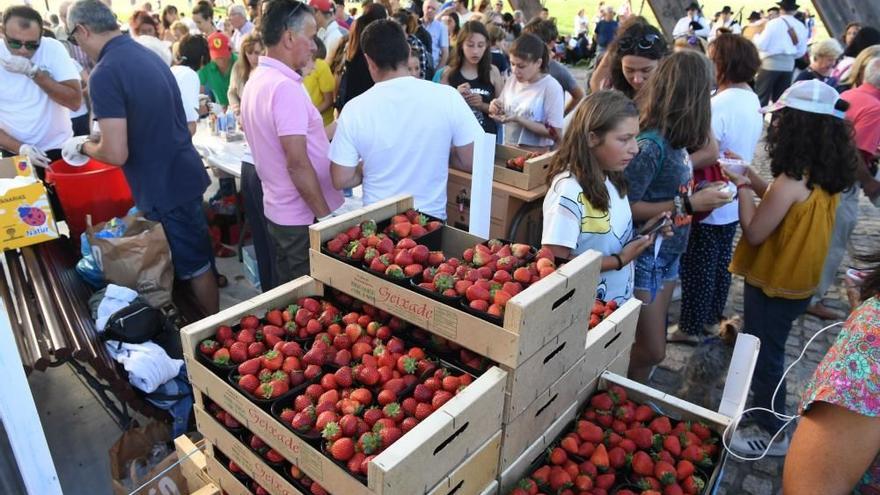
[761,79,846,119]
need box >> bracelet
[683,194,694,215]
[612,254,624,271]
[737,183,753,191]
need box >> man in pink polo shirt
[240,0,343,283]
[807,56,880,320]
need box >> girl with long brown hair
[335,2,388,110]
[623,51,734,382]
[228,33,264,118]
[441,21,503,134]
[541,90,660,304]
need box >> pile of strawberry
[588,299,619,330]
[506,151,541,171]
[509,386,717,495]
[324,210,442,261]
[409,328,490,372]
[417,241,558,319]
[382,209,444,240]
[206,401,243,432]
[276,340,473,479]
[289,465,330,495]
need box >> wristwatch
[673,195,685,217]
[26,65,47,79]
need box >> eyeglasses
[284,1,304,29]
[67,24,82,46]
[617,33,661,52]
[5,37,40,51]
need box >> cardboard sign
[0,156,58,250]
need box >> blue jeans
[743,283,810,433]
[634,250,681,302]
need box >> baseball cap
[309,0,333,13]
[207,31,231,59]
[761,80,847,119]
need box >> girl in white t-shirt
[541,90,662,304]
[489,33,564,151]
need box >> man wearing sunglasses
[64,0,218,317]
[0,5,82,169]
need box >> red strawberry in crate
[329,437,355,461]
[632,451,655,476]
[17,205,46,227]
[199,339,219,357]
[682,475,704,495]
[212,348,230,365]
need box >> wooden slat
[812,0,880,38]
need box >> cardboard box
[174,435,212,494]
[308,195,601,368]
[498,335,761,495]
[181,276,507,495]
[490,145,554,191]
[0,156,58,250]
[205,446,258,495]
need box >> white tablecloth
[192,128,252,178]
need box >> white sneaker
[730,424,790,457]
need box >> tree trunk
[509,0,543,23]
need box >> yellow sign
[0,156,58,250]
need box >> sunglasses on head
[617,33,661,52]
[5,37,40,51]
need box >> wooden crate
[500,372,733,495]
[197,405,306,495]
[446,169,545,245]
[480,481,499,495]
[181,276,508,495]
[491,145,555,191]
[426,432,501,495]
[498,354,589,472]
[501,321,587,422]
[174,435,212,494]
[582,298,641,380]
[192,483,223,495]
[308,195,601,368]
[205,445,259,495]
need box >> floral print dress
[801,297,880,494]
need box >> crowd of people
[0,0,878,491]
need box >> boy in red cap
[199,31,237,106]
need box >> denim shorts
[147,197,214,280]
[634,250,682,302]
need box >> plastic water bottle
[217,112,227,133]
[226,109,236,134]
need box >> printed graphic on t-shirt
[577,192,611,234]
[469,86,492,127]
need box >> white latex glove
[19,144,50,168]
[61,136,90,167]
[208,102,224,115]
[1,54,37,77]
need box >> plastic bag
[76,216,128,287]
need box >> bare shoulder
[768,173,811,202]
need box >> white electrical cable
[721,320,844,462]
[128,445,204,495]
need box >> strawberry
[655,461,676,485]
[649,416,673,435]
[357,432,381,455]
[676,460,695,481]
[690,422,712,441]
[625,427,655,450]
[514,478,538,495]
[427,250,445,266]
[261,350,283,371]
[590,392,614,411]
[377,426,403,448]
[401,416,419,432]
[663,434,682,457]
[247,342,266,358]
[414,402,433,420]
[229,342,248,363]
[238,357,261,376]
[396,355,418,375]
[265,449,284,464]
[634,404,655,422]
[237,328,256,344]
[664,483,685,495]
[382,402,404,423]
[413,384,433,402]
[632,451,655,476]
[360,219,377,237]
[356,366,380,386]
[681,445,713,468]
[240,315,260,330]
[329,437,355,461]
[594,473,615,490]
[560,434,580,455]
[265,309,283,327]
[212,348,230,365]
[577,420,604,443]
[385,264,405,279]
[216,324,234,342]
[238,374,260,392]
[391,222,411,238]
[199,339,220,357]
[681,475,704,495]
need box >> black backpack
[100,302,183,359]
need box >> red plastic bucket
[46,158,134,239]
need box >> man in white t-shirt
[329,20,481,219]
[0,5,82,166]
[752,0,808,106]
[454,0,473,24]
[310,0,346,63]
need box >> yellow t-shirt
[303,58,336,126]
[729,185,839,300]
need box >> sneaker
[730,423,790,457]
